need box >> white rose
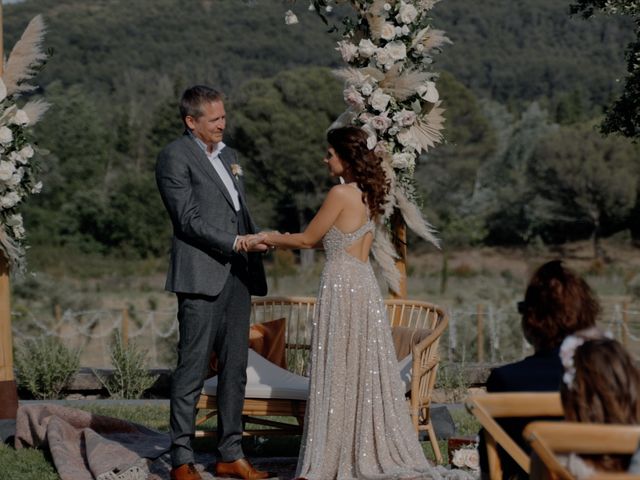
[388,126,399,136]
[452,449,466,468]
[380,22,396,40]
[31,181,43,194]
[0,127,12,145]
[6,167,24,187]
[370,114,392,132]
[344,86,365,111]
[391,152,415,169]
[464,449,480,471]
[385,41,407,61]
[10,110,29,126]
[19,145,34,160]
[0,191,21,209]
[370,89,392,112]
[336,40,358,62]
[397,1,419,24]
[393,109,417,127]
[358,39,377,58]
[360,83,373,96]
[0,78,6,103]
[284,10,299,25]
[0,160,16,182]
[361,124,377,150]
[402,25,411,36]
[325,5,333,12]
[375,48,395,69]
[383,3,392,11]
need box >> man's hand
[236,233,268,252]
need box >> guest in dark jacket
[479,260,600,479]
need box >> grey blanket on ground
[15,404,170,480]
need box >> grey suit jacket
[156,132,267,297]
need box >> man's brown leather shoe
[214,458,275,479]
[170,463,203,480]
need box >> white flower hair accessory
[559,327,613,388]
[230,163,243,178]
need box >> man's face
[186,100,226,148]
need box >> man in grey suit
[156,86,272,480]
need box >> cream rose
[397,1,419,24]
[464,449,480,471]
[393,109,417,127]
[0,160,16,182]
[370,114,392,132]
[384,41,407,62]
[360,83,373,96]
[375,48,395,69]
[6,168,24,187]
[397,129,421,151]
[370,89,392,112]
[19,145,35,160]
[0,191,21,209]
[0,127,12,145]
[358,39,377,58]
[32,181,43,194]
[380,22,396,40]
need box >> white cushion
[398,354,412,393]
[202,349,310,400]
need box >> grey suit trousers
[170,257,251,466]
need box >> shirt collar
[189,131,226,158]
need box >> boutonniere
[230,163,243,179]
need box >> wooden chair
[466,392,564,479]
[524,421,640,480]
[196,296,449,463]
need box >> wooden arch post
[391,210,408,299]
[0,1,19,421]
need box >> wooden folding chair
[466,392,564,479]
[524,421,640,480]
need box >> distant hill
[4,0,634,108]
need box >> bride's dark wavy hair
[327,126,390,219]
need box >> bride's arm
[262,186,346,249]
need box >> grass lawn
[0,404,479,479]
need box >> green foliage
[230,67,344,231]
[96,332,158,399]
[529,121,638,256]
[15,337,80,400]
[0,443,59,480]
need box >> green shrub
[95,333,158,399]
[15,337,80,399]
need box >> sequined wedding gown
[295,220,436,480]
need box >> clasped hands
[235,232,274,253]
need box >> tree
[229,66,344,264]
[529,121,638,257]
[571,0,640,139]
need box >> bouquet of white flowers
[286,1,450,291]
[0,15,49,271]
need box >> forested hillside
[3,0,638,258]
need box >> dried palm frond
[395,189,440,248]
[21,99,50,126]
[328,108,358,131]
[408,102,445,152]
[0,226,25,272]
[371,223,401,294]
[380,66,433,101]
[3,15,47,96]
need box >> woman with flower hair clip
[552,331,640,477]
[479,260,600,479]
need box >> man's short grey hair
[180,85,224,126]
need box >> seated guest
[558,334,640,477]
[479,260,600,479]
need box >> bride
[259,126,436,480]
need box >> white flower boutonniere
[230,163,243,179]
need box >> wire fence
[11,297,640,368]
